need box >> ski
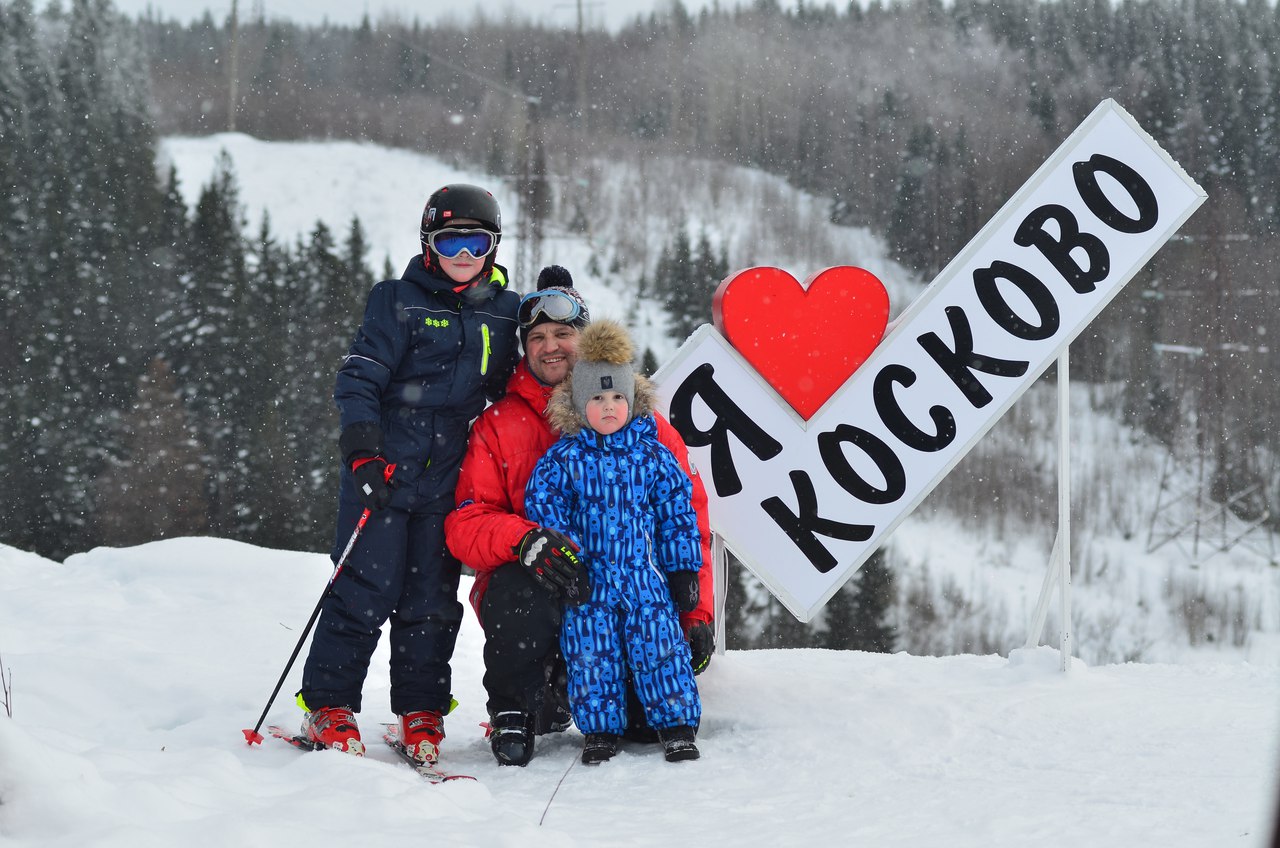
[265,723,327,752]
[381,724,476,784]
[266,722,472,783]
[266,723,368,755]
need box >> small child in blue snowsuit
[524,318,702,764]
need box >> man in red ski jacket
[445,265,715,767]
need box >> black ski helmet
[421,184,501,241]
[419,184,503,281]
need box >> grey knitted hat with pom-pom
[570,319,637,423]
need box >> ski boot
[489,710,535,767]
[398,710,445,764]
[658,725,699,762]
[301,706,365,756]
[581,732,619,765]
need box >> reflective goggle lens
[518,289,582,327]
[429,228,496,259]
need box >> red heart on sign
[713,266,890,420]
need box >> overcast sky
[112,0,763,31]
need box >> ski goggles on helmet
[518,288,586,328]
[427,227,498,259]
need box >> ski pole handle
[242,507,373,745]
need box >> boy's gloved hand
[685,621,714,675]
[351,456,396,511]
[515,528,588,604]
[667,570,699,614]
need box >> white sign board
[653,100,1207,622]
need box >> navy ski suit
[525,409,702,735]
[299,258,519,715]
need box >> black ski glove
[352,456,396,511]
[667,570,700,614]
[515,528,589,604]
[685,620,714,676]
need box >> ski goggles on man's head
[518,288,586,328]
[427,227,498,259]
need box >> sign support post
[712,531,728,657]
[1023,349,1073,670]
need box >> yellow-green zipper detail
[481,323,491,375]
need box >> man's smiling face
[525,323,580,386]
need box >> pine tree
[848,551,896,652]
[97,356,210,546]
[0,0,63,554]
[654,219,693,339]
[306,220,352,343]
[641,347,659,377]
[165,151,250,536]
[291,221,350,545]
[694,230,728,303]
[343,215,375,311]
[820,580,861,650]
[0,1,32,379]
[654,224,726,344]
[721,554,751,650]
[816,551,894,651]
[150,165,190,357]
[1026,54,1057,136]
[887,124,936,272]
[156,165,190,266]
[262,225,332,549]
[5,0,167,557]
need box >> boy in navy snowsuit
[524,319,702,764]
[296,184,520,763]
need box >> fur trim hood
[547,319,656,436]
[548,371,658,436]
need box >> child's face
[439,250,485,283]
[585,390,629,435]
[436,217,489,284]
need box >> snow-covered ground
[1,537,1278,847]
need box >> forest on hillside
[1,0,1277,654]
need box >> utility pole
[228,0,239,132]
[1144,224,1276,565]
[575,0,587,128]
[557,0,601,128]
[514,100,548,286]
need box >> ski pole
[242,505,374,745]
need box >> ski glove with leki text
[515,527,589,605]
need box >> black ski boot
[537,695,572,735]
[580,732,619,765]
[658,725,700,762]
[535,669,572,736]
[489,710,535,767]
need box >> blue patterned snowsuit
[525,415,702,735]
